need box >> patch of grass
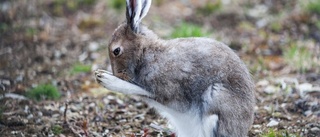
[25,28,39,37]
[306,0,320,14]
[51,125,63,135]
[154,0,164,6]
[52,0,97,16]
[171,23,208,38]
[70,63,91,75]
[283,43,313,73]
[109,0,126,11]
[0,107,3,120]
[270,22,282,32]
[261,128,299,137]
[315,21,320,30]
[0,23,9,34]
[26,84,61,101]
[78,18,102,30]
[196,0,221,16]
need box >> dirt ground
[0,0,319,137]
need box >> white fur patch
[95,69,151,97]
[144,98,219,137]
[203,114,219,137]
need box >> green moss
[307,0,320,14]
[261,128,299,137]
[51,125,63,135]
[0,23,9,34]
[196,0,221,16]
[51,0,97,16]
[0,107,3,120]
[315,21,320,30]
[27,84,61,101]
[70,63,91,75]
[270,22,282,32]
[25,28,39,37]
[109,0,126,11]
[171,23,208,38]
[78,18,102,30]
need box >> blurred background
[0,0,319,136]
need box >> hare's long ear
[126,0,152,33]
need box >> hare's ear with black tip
[126,0,152,33]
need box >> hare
[95,0,255,136]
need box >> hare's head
[108,0,155,81]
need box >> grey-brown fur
[107,23,255,136]
[100,0,255,136]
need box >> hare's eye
[113,47,121,56]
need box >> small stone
[16,75,24,82]
[54,50,62,58]
[107,95,115,100]
[52,114,60,118]
[35,119,42,124]
[310,127,320,133]
[264,85,278,94]
[27,114,34,119]
[59,106,65,113]
[252,125,262,128]
[89,102,96,107]
[253,129,262,133]
[116,99,124,105]
[303,110,313,117]
[78,52,88,62]
[37,112,43,117]
[90,52,100,60]
[267,119,279,127]
[298,83,313,96]
[256,80,269,87]
[24,105,29,113]
[88,42,99,52]
[103,97,110,104]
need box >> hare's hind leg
[203,114,219,137]
[95,69,152,97]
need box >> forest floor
[0,0,319,136]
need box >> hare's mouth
[117,69,126,73]
[115,69,130,81]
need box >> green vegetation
[109,0,126,11]
[283,43,313,73]
[26,28,39,37]
[51,125,63,135]
[306,0,320,14]
[171,23,208,38]
[26,84,61,101]
[196,0,221,16]
[52,0,97,16]
[78,18,102,30]
[70,63,91,75]
[0,23,9,34]
[0,107,3,120]
[154,0,164,6]
[316,21,320,30]
[261,128,299,137]
[270,22,282,32]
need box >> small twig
[141,128,149,137]
[82,119,88,137]
[68,123,83,137]
[64,102,68,124]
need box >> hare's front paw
[95,69,119,90]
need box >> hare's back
[141,37,249,90]
[164,37,244,72]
